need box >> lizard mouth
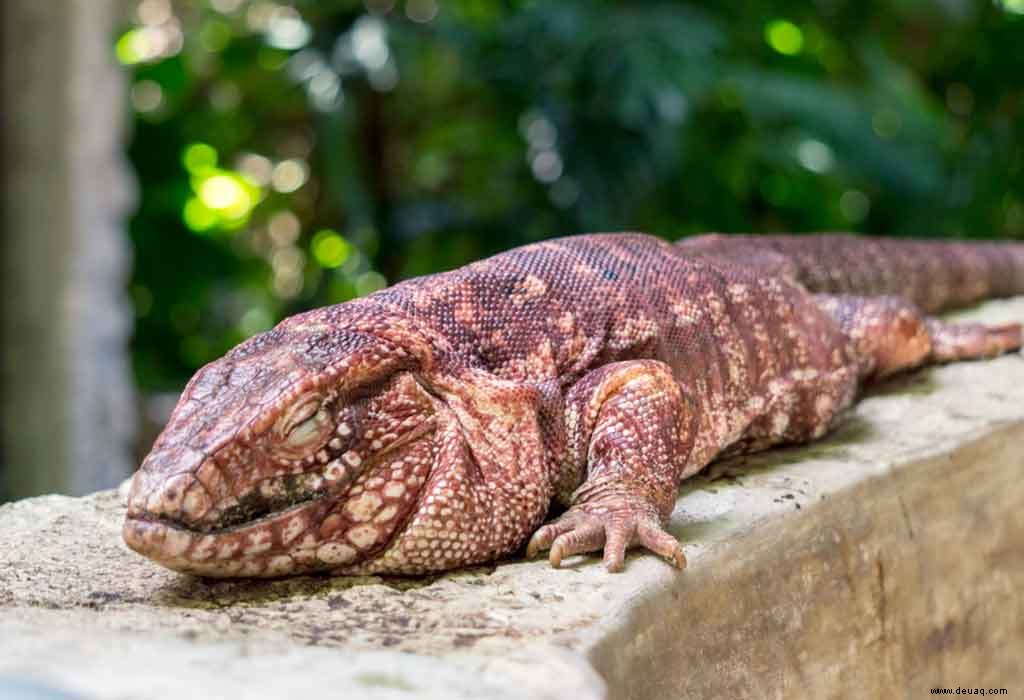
[123,418,437,577]
[205,482,333,532]
[164,465,357,535]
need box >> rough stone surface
[2,299,1023,699]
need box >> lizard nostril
[137,473,194,519]
[145,490,162,514]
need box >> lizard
[123,233,1024,578]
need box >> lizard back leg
[527,360,694,572]
[925,318,1022,362]
[816,294,1023,379]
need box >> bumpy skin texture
[124,233,1024,577]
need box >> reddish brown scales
[680,233,1024,312]
[124,233,1024,576]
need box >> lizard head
[122,310,478,577]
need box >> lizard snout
[124,446,213,522]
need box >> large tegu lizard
[124,233,1024,577]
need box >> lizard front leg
[527,360,695,572]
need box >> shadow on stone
[694,413,876,486]
[151,562,500,608]
[152,572,383,608]
[865,369,940,398]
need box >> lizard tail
[679,233,1024,313]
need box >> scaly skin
[123,233,1024,577]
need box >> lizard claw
[526,505,686,573]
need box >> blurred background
[2,0,1024,502]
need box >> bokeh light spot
[181,145,262,232]
[268,210,302,246]
[765,20,804,56]
[406,0,438,23]
[271,247,306,299]
[182,197,218,232]
[271,159,309,193]
[872,109,903,139]
[549,177,580,209]
[352,16,389,70]
[796,139,834,173]
[131,80,164,113]
[840,189,870,223]
[237,153,274,186]
[530,150,563,183]
[200,19,233,52]
[238,306,275,337]
[115,23,181,64]
[311,230,353,268]
[116,28,155,64]
[199,174,250,211]
[355,271,387,296]
[137,0,172,26]
[211,0,245,13]
[182,143,218,173]
[265,7,312,49]
[209,81,242,111]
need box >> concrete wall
[1,0,136,499]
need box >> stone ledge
[2,298,1023,699]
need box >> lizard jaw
[123,497,337,578]
[123,419,439,578]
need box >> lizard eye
[284,408,328,448]
[278,396,330,451]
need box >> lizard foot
[526,501,686,573]
[928,320,1023,362]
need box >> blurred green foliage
[122,0,1024,391]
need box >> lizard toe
[600,515,686,572]
[528,504,686,573]
[636,519,687,570]
[548,519,606,568]
[526,513,583,560]
[600,516,636,572]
